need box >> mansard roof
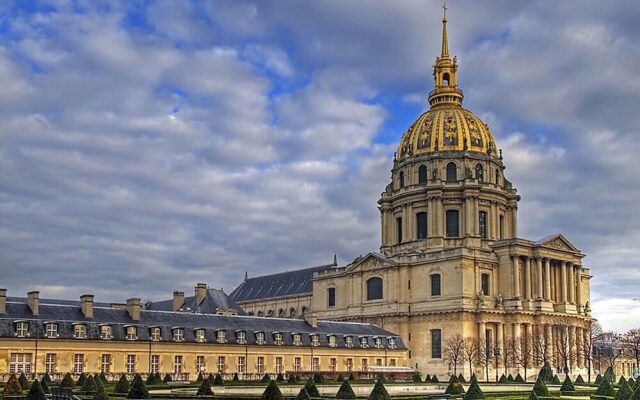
[230,261,337,303]
[146,288,246,315]
[0,299,405,349]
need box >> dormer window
[16,322,28,337]
[150,327,161,342]
[374,337,382,348]
[45,323,58,338]
[236,331,246,344]
[345,336,353,348]
[100,325,112,340]
[274,332,283,345]
[173,328,184,342]
[311,334,319,347]
[360,336,369,348]
[74,324,87,339]
[256,331,265,345]
[126,326,137,340]
[328,335,337,347]
[216,330,226,344]
[388,337,397,349]
[195,329,206,343]
[293,333,301,346]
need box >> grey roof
[0,300,406,350]
[230,262,336,303]
[146,288,246,315]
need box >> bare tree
[533,324,553,368]
[554,324,571,374]
[503,337,516,377]
[581,321,602,383]
[444,333,465,376]
[514,333,534,381]
[623,328,640,375]
[461,337,479,380]
[478,337,492,382]
[595,331,623,373]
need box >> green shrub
[532,377,550,398]
[288,374,297,384]
[232,373,240,382]
[213,373,224,386]
[196,379,213,396]
[114,374,130,394]
[458,373,467,383]
[296,388,311,400]
[163,374,172,384]
[515,373,525,383]
[616,380,634,400]
[348,373,355,381]
[576,375,586,384]
[196,372,204,383]
[538,362,554,383]
[431,375,440,383]
[528,391,539,400]
[620,377,628,386]
[507,374,514,382]
[628,378,635,386]
[596,375,603,385]
[81,375,98,393]
[42,373,52,386]
[336,380,356,399]
[260,380,284,400]
[100,373,109,385]
[145,374,155,386]
[552,375,561,385]
[413,372,422,383]
[337,374,345,382]
[276,373,284,382]
[604,367,616,384]
[445,375,465,395]
[498,374,508,384]
[94,374,104,390]
[595,378,616,397]
[25,379,46,400]
[76,373,87,388]
[60,373,75,388]
[261,374,271,383]
[40,378,50,394]
[368,379,390,400]
[631,383,640,400]
[463,375,485,400]
[304,379,320,398]
[561,375,575,393]
[314,373,325,384]
[94,385,110,400]
[19,372,31,390]
[127,374,150,399]
[4,373,23,395]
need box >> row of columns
[512,256,582,305]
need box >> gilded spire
[441,3,449,58]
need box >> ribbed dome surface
[396,106,497,161]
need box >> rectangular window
[431,274,441,296]
[74,324,87,338]
[274,333,283,345]
[215,330,226,343]
[499,215,505,239]
[45,353,56,374]
[388,337,397,349]
[236,331,246,344]
[237,356,246,374]
[416,212,428,239]
[173,328,185,342]
[446,210,459,237]
[346,358,353,372]
[45,323,58,338]
[479,211,488,239]
[74,354,84,374]
[360,337,368,348]
[312,357,319,372]
[256,332,265,345]
[431,329,442,359]
[329,358,337,372]
[100,354,111,374]
[174,355,183,374]
[293,334,301,346]
[196,355,205,373]
[151,355,159,374]
[389,359,396,367]
[150,327,161,341]
[101,325,112,340]
[361,358,368,371]
[126,326,137,340]
[481,273,490,296]
[328,335,337,347]
[396,217,403,243]
[16,322,28,337]
[257,356,264,375]
[9,353,32,374]
[376,358,382,366]
[374,337,382,348]
[196,329,206,343]
[345,336,353,347]
[327,287,336,307]
[311,335,320,346]
[217,356,226,373]
[275,357,283,374]
[126,354,136,374]
[294,357,301,372]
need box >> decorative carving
[495,292,503,308]
[417,114,433,149]
[547,238,569,250]
[464,111,483,147]
[476,291,485,308]
[443,110,458,145]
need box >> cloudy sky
[1,0,639,332]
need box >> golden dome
[396,106,497,160]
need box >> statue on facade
[477,291,485,308]
[495,292,503,308]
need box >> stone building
[231,10,593,379]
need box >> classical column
[465,196,473,236]
[525,324,533,364]
[545,325,553,362]
[513,323,521,340]
[513,256,521,298]
[537,258,544,299]
[576,327,583,367]
[497,323,504,353]
[474,197,480,236]
[576,267,582,311]
[544,259,552,301]
[560,261,568,303]
[479,321,487,348]
[524,257,532,300]
[568,326,576,370]
[437,198,445,237]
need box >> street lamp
[494,346,500,382]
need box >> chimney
[0,289,6,314]
[172,291,184,312]
[195,283,207,304]
[80,294,94,319]
[27,291,39,316]
[126,298,141,321]
[304,311,318,329]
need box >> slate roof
[146,288,246,315]
[0,300,406,350]
[230,262,337,303]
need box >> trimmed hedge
[260,380,283,400]
[532,377,550,398]
[5,373,23,396]
[115,374,130,394]
[336,380,357,399]
[464,375,485,400]
[368,380,391,400]
[26,380,46,400]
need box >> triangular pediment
[346,252,396,273]
[535,234,579,253]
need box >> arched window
[289,308,296,318]
[399,171,405,188]
[396,217,403,243]
[475,164,484,182]
[416,212,427,239]
[479,211,488,239]
[446,210,459,237]
[443,73,450,86]
[257,310,263,317]
[278,308,284,317]
[431,274,441,296]
[301,306,307,315]
[366,277,383,301]
[495,168,500,185]
[327,288,336,307]
[418,165,428,184]
[446,163,457,182]
[481,273,490,296]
